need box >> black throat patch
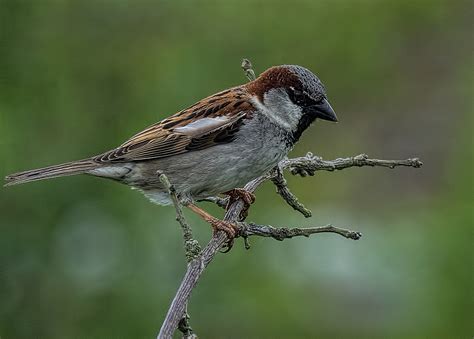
[286,113,317,147]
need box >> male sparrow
[5,65,337,237]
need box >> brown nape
[245,65,302,101]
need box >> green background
[1,0,472,338]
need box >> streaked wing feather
[94,87,254,163]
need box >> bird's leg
[186,203,239,249]
[224,188,256,220]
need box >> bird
[4,64,337,239]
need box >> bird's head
[246,65,337,139]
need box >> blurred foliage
[0,0,472,338]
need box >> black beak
[307,98,338,122]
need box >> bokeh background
[0,0,472,338]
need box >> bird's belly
[189,143,287,197]
[129,140,289,202]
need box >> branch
[240,223,362,241]
[157,174,266,339]
[267,153,422,217]
[157,154,421,338]
[283,152,422,176]
[198,196,228,209]
[271,166,312,218]
[158,172,201,262]
[241,58,256,81]
[158,172,200,338]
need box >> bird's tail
[4,159,99,187]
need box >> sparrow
[5,64,337,238]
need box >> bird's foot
[209,218,240,252]
[225,188,256,206]
[210,219,237,238]
[224,188,256,220]
[185,203,239,252]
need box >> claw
[211,219,237,238]
[186,203,241,252]
[210,219,239,252]
[224,188,256,220]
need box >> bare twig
[267,152,422,217]
[240,222,362,241]
[158,172,200,338]
[271,166,312,218]
[158,172,201,262]
[198,195,229,209]
[241,58,256,81]
[284,152,423,176]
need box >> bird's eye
[288,87,306,105]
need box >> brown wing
[94,87,254,163]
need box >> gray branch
[240,222,362,241]
[283,152,422,176]
[158,172,201,262]
[157,152,421,338]
[198,196,229,209]
[271,166,312,218]
[241,58,256,81]
[158,172,200,338]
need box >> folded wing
[95,89,253,163]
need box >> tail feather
[4,159,99,187]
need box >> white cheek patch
[253,88,303,131]
[174,117,229,136]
